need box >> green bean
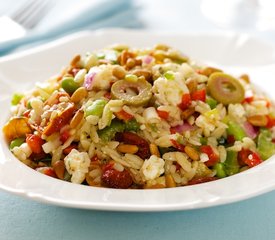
[206,97,217,109]
[61,77,79,94]
[85,99,107,117]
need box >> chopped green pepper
[227,121,246,141]
[85,99,107,117]
[257,128,275,160]
[97,119,125,142]
[125,119,140,132]
[224,151,240,176]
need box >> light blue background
[1,0,275,239]
[1,190,275,240]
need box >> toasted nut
[239,74,250,83]
[71,87,88,103]
[112,66,126,79]
[117,144,139,154]
[86,172,101,187]
[149,143,160,157]
[184,146,200,161]
[53,160,65,179]
[247,115,268,127]
[70,55,81,67]
[199,67,222,77]
[186,78,198,93]
[70,110,84,129]
[165,174,176,188]
[152,50,166,61]
[132,69,152,81]
[119,50,135,65]
[126,58,136,70]
[144,183,166,189]
[181,108,195,119]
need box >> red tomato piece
[115,109,134,122]
[200,145,219,167]
[36,167,57,178]
[178,93,191,111]
[26,134,44,154]
[157,110,169,120]
[238,148,262,168]
[191,89,206,102]
[170,139,185,152]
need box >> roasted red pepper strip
[157,109,169,120]
[178,93,191,111]
[200,145,219,167]
[26,134,45,154]
[191,89,206,102]
[43,103,75,136]
[115,109,134,122]
[238,148,262,168]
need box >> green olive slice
[207,72,245,105]
[111,79,152,106]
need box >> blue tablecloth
[1,0,275,239]
[2,189,275,240]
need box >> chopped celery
[257,128,275,160]
[85,99,107,117]
[11,93,24,105]
[224,151,239,176]
[9,137,25,149]
[213,163,227,178]
[227,121,246,141]
[206,97,217,109]
[125,119,140,132]
[97,120,125,142]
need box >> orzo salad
[3,44,275,189]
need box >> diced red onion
[171,122,195,134]
[143,55,153,65]
[243,121,258,139]
[84,72,97,90]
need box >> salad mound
[3,44,275,189]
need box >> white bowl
[1,29,275,212]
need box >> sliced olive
[111,79,152,106]
[207,72,245,105]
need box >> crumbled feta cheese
[141,155,165,181]
[64,149,91,184]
